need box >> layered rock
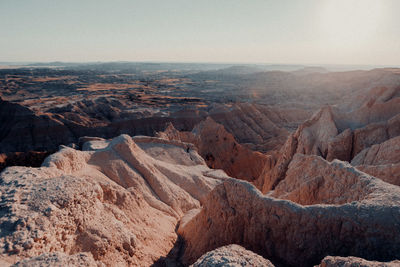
[351,136,400,186]
[191,244,274,267]
[334,89,400,131]
[11,252,101,267]
[1,67,400,266]
[270,154,398,205]
[319,256,400,267]
[158,118,272,182]
[0,98,203,154]
[259,94,400,193]
[0,97,309,156]
[208,103,311,152]
[258,106,352,193]
[0,98,76,153]
[339,84,400,112]
[351,114,400,158]
[351,136,400,166]
[0,135,227,266]
[326,129,353,162]
[179,175,400,267]
[295,106,338,158]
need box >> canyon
[0,63,399,266]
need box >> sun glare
[319,0,384,48]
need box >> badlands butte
[0,62,400,266]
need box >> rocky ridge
[318,256,400,267]
[177,86,400,267]
[0,135,228,266]
[0,68,400,266]
[178,175,400,266]
[157,117,272,182]
[207,103,311,152]
[258,87,400,193]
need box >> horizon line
[1,60,399,68]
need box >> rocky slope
[208,103,311,152]
[0,97,204,154]
[157,118,272,182]
[0,135,228,266]
[0,98,76,153]
[0,97,306,174]
[10,252,101,267]
[176,83,400,266]
[179,174,400,267]
[351,136,400,186]
[258,86,400,193]
[190,247,400,267]
[270,154,399,205]
[1,66,399,266]
[0,99,307,151]
[177,86,400,266]
[318,256,400,267]
[0,123,399,266]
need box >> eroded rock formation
[0,135,228,266]
[351,136,400,186]
[178,84,400,267]
[179,176,400,267]
[1,67,400,267]
[258,87,400,193]
[0,97,205,154]
[208,103,311,152]
[270,154,398,205]
[318,256,400,267]
[11,252,101,267]
[158,118,272,182]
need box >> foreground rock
[179,174,400,266]
[11,252,101,267]
[318,256,400,267]
[191,244,274,267]
[0,135,227,266]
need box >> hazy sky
[1,0,399,65]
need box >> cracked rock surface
[0,135,227,266]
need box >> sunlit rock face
[207,103,311,152]
[178,176,400,267]
[0,135,228,266]
[158,117,272,182]
[351,135,400,186]
[0,67,400,266]
[177,85,400,267]
[257,85,400,193]
[10,253,101,267]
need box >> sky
[0,0,399,65]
